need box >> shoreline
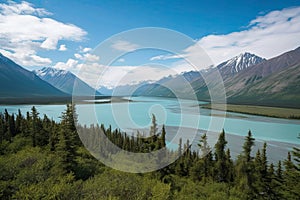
[201,103,300,120]
[126,125,300,164]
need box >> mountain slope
[227,47,300,107]
[217,52,265,79]
[0,54,67,99]
[130,53,264,99]
[35,67,101,96]
[228,63,300,107]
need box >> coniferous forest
[0,105,300,199]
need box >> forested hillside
[0,106,299,199]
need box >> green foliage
[0,106,299,199]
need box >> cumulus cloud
[59,44,67,51]
[81,47,92,53]
[83,53,100,62]
[55,55,190,88]
[149,7,300,67]
[0,1,87,66]
[73,51,100,62]
[74,53,83,59]
[0,0,51,16]
[197,6,300,65]
[76,64,186,88]
[111,40,139,51]
[53,59,78,71]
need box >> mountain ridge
[0,53,68,100]
[35,67,101,96]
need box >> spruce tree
[197,133,213,181]
[243,130,255,162]
[30,106,39,147]
[56,105,78,174]
[214,129,228,182]
[236,130,255,198]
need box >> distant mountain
[35,67,101,96]
[0,53,67,99]
[226,47,300,107]
[98,86,113,96]
[133,71,201,98]
[98,81,153,96]
[217,52,265,79]
[128,53,264,99]
[98,48,300,108]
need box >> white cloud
[74,53,83,59]
[54,56,189,88]
[83,53,100,62]
[0,1,87,67]
[118,58,125,62]
[0,48,52,66]
[59,44,67,51]
[0,1,51,16]
[196,6,300,65]
[53,58,78,71]
[81,63,193,88]
[111,40,139,51]
[148,7,300,67]
[150,54,184,61]
[73,52,100,62]
[81,47,92,53]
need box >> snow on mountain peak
[217,52,265,74]
[36,67,69,78]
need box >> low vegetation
[202,103,300,119]
[0,105,299,199]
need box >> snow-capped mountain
[35,67,101,96]
[0,54,67,99]
[110,52,265,98]
[217,52,265,78]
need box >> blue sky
[1,0,300,87]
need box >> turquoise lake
[1,96,299,144]
[1,96,300,163]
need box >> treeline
[0,105,299,199]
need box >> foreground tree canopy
[0,105,299,199]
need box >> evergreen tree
[243,130,255,162]
[198,133,213,181]
[15,109,23,134]
[214,129,228,182]
[236,130,255,198]
[276,161,282,181]
[178,138,182,157]
[150,114,158,137]
[56,105,78,174]
[226,149,234,182]
[281,136,300,199]
[30,106,39,147]
[160,125,166,148]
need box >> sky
[1,0,300,88]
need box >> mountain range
[104,52,265,98]
[226,47,300,107]
[34,67,101,96]
[98,47,300,108]
[0,53,67,101]
[0,47,299,107]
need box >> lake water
[1,96,300,162]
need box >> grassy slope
[202,103,300,119]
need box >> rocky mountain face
[100,47,300,108]
[0,54,67,99]
[35,67,101,96]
